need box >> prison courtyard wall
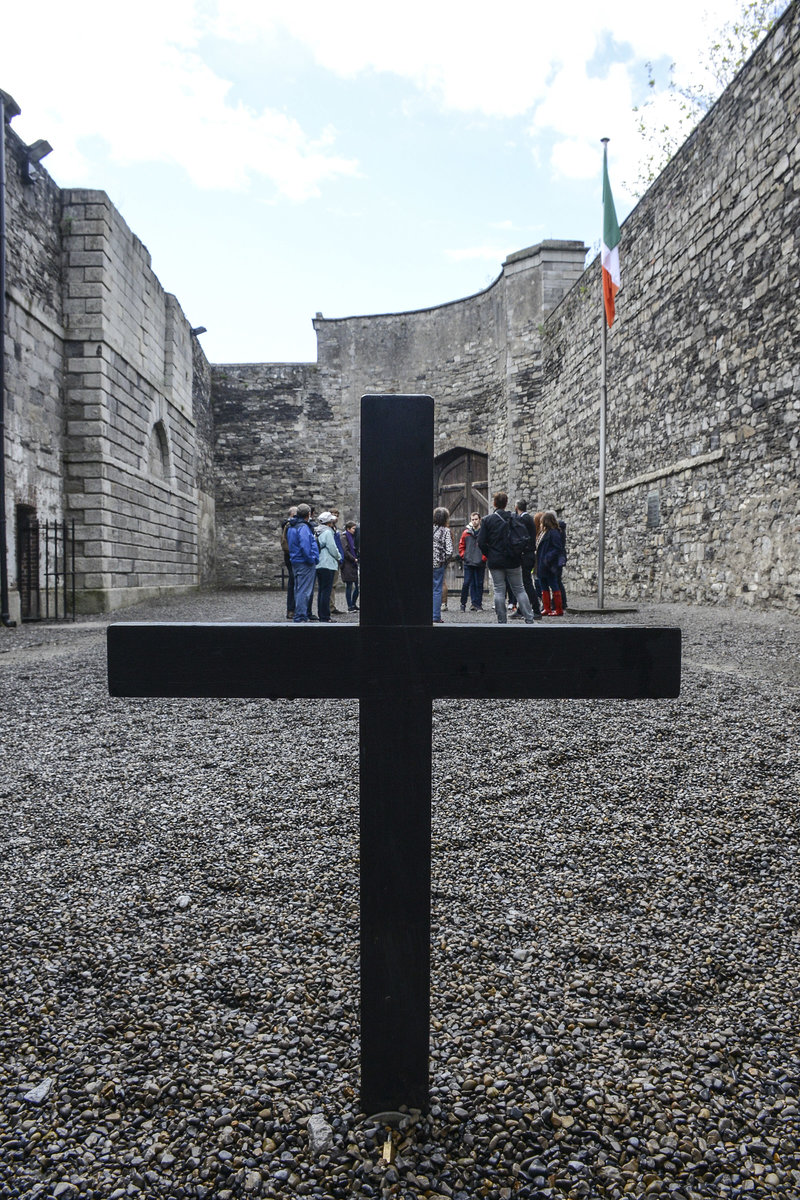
[210,242,586,590]
[537,0,799,610]
[209,2,799,611]
[3,117,216,616]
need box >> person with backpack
[476,492,537,625]
[514,499,542,620]
[536,510,566,616]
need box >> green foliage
[628,0,789,196]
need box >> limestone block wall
[210,241,587,590]
[2,126,65,620]
[212,362,343,587]
[538,0,799,609]
[313,240,586,495]
[60,190,209,611]
[313,285,508,476]
[192,339,216,586]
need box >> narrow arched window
[147,420,170,480]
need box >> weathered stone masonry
[210,2,799,611]
[212,241,587,589]
[3,2,798,616]
[3,121,216,617]
[536,2,799,609]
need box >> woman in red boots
[535,510,565,615]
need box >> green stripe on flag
[603,147,620,252]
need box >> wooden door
[435,450,489,526]
[434,450,489,596]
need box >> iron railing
[18,518,75,622]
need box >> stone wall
[60,191,208,611]
[212,362,336,588]
[210,5,798,611]
[2,127,65,621]
[4,0,798,616]
[3,114,216,615]
[538,1,799,609]
[211,242,586,589]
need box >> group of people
[433,493,567,624]
[281,506,359,623]
[280,491,566,628]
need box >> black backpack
[500,512,532,559]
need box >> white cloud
[205,0,749,202]
[1,0,752,206]
[211,0,748,114]
[1,0,358,199]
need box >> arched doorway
[434,449,489,601]
[434,448,489,527]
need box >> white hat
[318,511,335,524]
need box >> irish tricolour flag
[601,143,620,326]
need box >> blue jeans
[316,567,335,621]
[285,560,295,616]
[346,580,359,610]
[433,565,446,621]
[292,562,316,622]
[489,566,535,623]
[539,568,560,596]
[460,563,485,609]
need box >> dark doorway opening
[15,507,75,622]
[16,505,40,621]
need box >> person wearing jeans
[315,512,343,622]
[477,491,537,625]
[432,507,453,623]
[285,503,319,623]
[458,512,486,611]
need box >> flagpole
[598,136,610,611]
[598,291,607,610]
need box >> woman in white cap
[315,512,343,622]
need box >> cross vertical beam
[359,394,434,1114]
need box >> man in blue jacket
[286,503,320,623]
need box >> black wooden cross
[108,394,680,1116]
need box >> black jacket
[477,509,518,569]
[518,511,537,567]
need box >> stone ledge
[593,449,726,499]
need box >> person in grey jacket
[315,512,343,622]
[458,512,486,611]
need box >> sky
[1,0,765,364]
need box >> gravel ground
[1,590,798,1200]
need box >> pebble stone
[1,589,798,1200]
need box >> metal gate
[17,515,76,622]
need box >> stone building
[1,0,798,620]
[1,115,215,623]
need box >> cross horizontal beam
[108,622,680,701]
